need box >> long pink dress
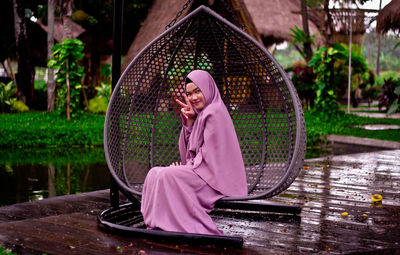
[140,70,248,235]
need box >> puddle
[306,141,385,159]
[356,124,400,130]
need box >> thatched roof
[121,0,193,71]
[37,18,86,42]
[121,0,319,71]
[376,0,400,34]
[243,0,321,46]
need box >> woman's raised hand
[170,161,182,166]
[176,94,196,121]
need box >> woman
[141,70,248,235]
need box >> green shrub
[308,45,345,116]
[11,100,29,112]
[0,245,16,255]
[378,77,400,115]
[48,38,85,119]
[286,61,316,110]
[0,81,17,113]
[34,79,47,91]
[88,97,108,114]
[375,71,400,87]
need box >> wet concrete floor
[0,149,399,254]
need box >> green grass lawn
[305,111,400,145]
[0,112,105,148]
[0,111,399,149]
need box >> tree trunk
[47,0,56,112]
[61,0,74,39]
[300,0,313,62]
[61,0,73,119]
[13,0,35,106]
[376,0,383,76]
[47,163,56,197]
[66,59,71,120]
[323,0,334,48]
[323,0,334,90]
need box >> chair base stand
[215,200,302,215]
[97,200,301,247]
[97,202,244,247]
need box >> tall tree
[300,0,313,62]
[322,0,334,47]
[61,0,74,39]
[60,0,74,120]
[13,0,35,106]
[47,0,56,111]
[376,0,382,75]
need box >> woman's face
[186,82,206,111]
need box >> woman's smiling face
[186,82,206,111]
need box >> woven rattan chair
[99,5,306,246]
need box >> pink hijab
[178,70,248,197]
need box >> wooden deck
[0,149,399,254]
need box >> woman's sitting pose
[141,69,248,235]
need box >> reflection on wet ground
[357,124,400,130]
[1,142,385,206]
[212,149,400,254]
[0,150,399,254]
[0,147,110,206]
[306,141,386,159]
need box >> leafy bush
[308,45,345,116]
[34,79,47,91]
[0,81,16,112]
[375,71,400,87]
[286,61,316,109]
[87,64,112,114]
[288,25,316,61]
[11,100,29,112]
[378,77,400,115]
[88,97,108,114]
[95,81,111,101]
[0,81,30,113]
[331,43,373,106]
[48,38,85,119]
[0,245,16,255]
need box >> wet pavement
[0,149,399,254]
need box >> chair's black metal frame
[98,5,306,247]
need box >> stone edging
[326,134,400,149]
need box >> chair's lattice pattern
[105,6,306,200]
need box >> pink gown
[140,70,248,235]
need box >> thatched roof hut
[121,0,319,71]
[243,0,320,47]
[37,18,86,42]
[121,0,193,71]
[376,0,400,34]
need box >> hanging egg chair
[99,5,306,247]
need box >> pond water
[0,142,387,206]
[0,147,110,206]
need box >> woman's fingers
[181,108,189,119]
[183,94,191,106]
[175,98,187,108]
